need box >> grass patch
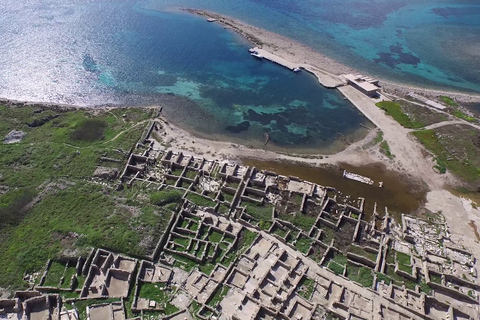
[61,266,77,289]
[412,128,480,183]
[258,220,272,230]
[207,285,229,307]
[0,105,156,289]
[280,213,316,232]
[298,277,315,300]
[184,169,198,180]
[43,261,65,287]
[139,282,169,303]
[244,202,273,221]
[376,272,391,285]
[296,236,313,254]
[328,261,344,276]
[70,119,108,142]
[186,193,216,208]
[172,235,190,248]
[429,273,442,284]
[348,245,377,262]
[380,140,394,159]
[439,96,457,107]
[272,225,288,238]
[347,263,374,287]
[374,131,384,144]
[452,109,476,122]
[208,231,223,243]
[150,188,183,207]
[376,101,423,128]
[221,192,234,203]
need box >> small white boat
[342,170,374,185]
[293,67,301,72]
[250,51,263,59]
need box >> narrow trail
[417,120,480,131]
[62,120,150,149]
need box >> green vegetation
[347,263,374,287]
[221,192,234,203]
[328,261,345,276]
[208,231,223,243]
[419,278,433,295]
[61,266,77,289]
[296,236,313,254]
[70,119,107,142]
[226,180,239,189]
[238,229,257,252]
[0,105,175,289]
[258,220,272,230]
[184,169,198,180]
[217,203,230,215]
[186,193,216,207]
[396,252,411,265]
[279,213,316,232]
[43,261,65,287]
[271,225,288,238]
[189,301,202,318]
[207,285,229,307]
[298,277,315,300]
[376,272,391,285]
[171,167,184,176]
[413,128,480,183]
[429,273,442,284]
[433,157,447,174]
[380,140,394,159]
[139,282,168,302]
[374,131,384,144]
[138,282,178,316]
[0,189,36,230]
[452,109,476,122]
[244,202,273,221]
[439,96,458,107]
[376,101,423,129]
[150,189,183,207]
[396,252,413,274]
[348,245,377,262]
[172,235,190,247]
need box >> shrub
[70,119,107,142]
[150,189,183,206]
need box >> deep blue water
[0,0,479,150]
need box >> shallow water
[0,0,370,151]
[149,0,480,93]
[241,159,427,218]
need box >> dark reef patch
[374,43,421,69]
[225,121,250,133]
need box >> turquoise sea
[0,0,479,150]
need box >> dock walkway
[249,47,345,88]
[250,47,300,72]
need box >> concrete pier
[249,47,345,88]
[250,47,301,72]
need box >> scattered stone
[93,166,119,179]
[3,130,26,144]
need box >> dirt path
[338,86,444,190]
[62,120,150,149]
[419,120,480,131]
